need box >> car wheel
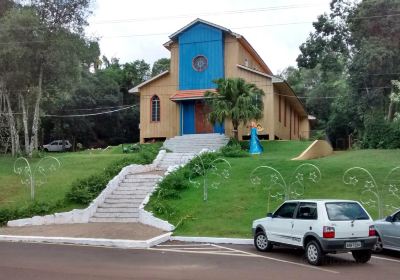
[44,148,49,152]
[254,231,273,252]
[305,240,324,266]
[352,250,372,263]
[372,235,383,253]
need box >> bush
[185,152,219,175]
[154,170,190,199]
[221,144,249,157]
[227,138,249,151]
[67,174,109,204]
[0,201,64,226]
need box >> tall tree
[348,0,400,121]
[151,58,170,77]
[205,78,264,140]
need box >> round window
[192,55,208,72]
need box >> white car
[43,140,72,152]
[252,199,377,266]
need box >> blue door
[182,101,195,134]
[214,122,225,134]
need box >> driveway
[0,241,399,280]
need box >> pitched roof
[163,18,272,74]
[168,18,240,41]
[170,89,216,101]
[128,70,169,93]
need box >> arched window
[151,95,160,122]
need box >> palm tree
[205,78,264,140]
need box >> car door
[267,202,298,245]
[381,211,400,249]
[49,141,57,152]
[292,202,318,247]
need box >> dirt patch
[0,223,165,240]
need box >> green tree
[0,1,96,156]
[348,0,400,122]
[151,58,170,77]
[205,78,264,140]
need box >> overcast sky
[86,0,332,74]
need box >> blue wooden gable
[178,22,224,90]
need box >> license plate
[345,241,362,249]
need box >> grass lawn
[0,143,160,212]
[147,141,400,238]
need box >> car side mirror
[385,215,393,222]
[266,212,273,218]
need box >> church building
[129,19,310,143]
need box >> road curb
[171,236,253,245]
[0,232,172,249]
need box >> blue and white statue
[249,122,263,155]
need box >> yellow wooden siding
[224,35,239,78]
[139,43,180,143]
[238,42,264,72]
[273,86,306,140]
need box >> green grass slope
[0,143,160,211]
[148,141,400,238]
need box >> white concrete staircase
[89,134,228,223]
[163,133,229,153]
[156,152,195,170]
[89,173,162,223]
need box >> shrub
[185,152,221,178]
[155,170,190,199]
[67,174,109,204]
[227,138,249,151]
[239,141,250,151]
[0,201,64,226]
[221,144,249,157]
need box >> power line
[1,13,400,44]
[0,3,324,31]
[90,4,324,25]
[61,105,134,111]
[43,105,137,118]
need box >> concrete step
[89,217,138,223]
[124,174,161,179]
[118,182,156,188]
[104,198,144,204]
[121,180,159,184]
[99,203,141,208]
[108,194,147,199]
[96,207,138,213]
[92,212,139,218]
[115,185,155,191]
[112,190,149,195]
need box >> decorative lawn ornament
[249,121,263,155]
[343,167,400,218]
[189,153,232,201]
[250,163,321,212]
[14,156,61,200]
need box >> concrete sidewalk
[0,223,164,240]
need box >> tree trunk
[19,93,30,155]
[29,64,43,157]
[5,93,20,156]
[232,121,239,140]
[388,100,395,122]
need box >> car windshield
[325,202,369,221]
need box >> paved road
[0,241,399,280]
